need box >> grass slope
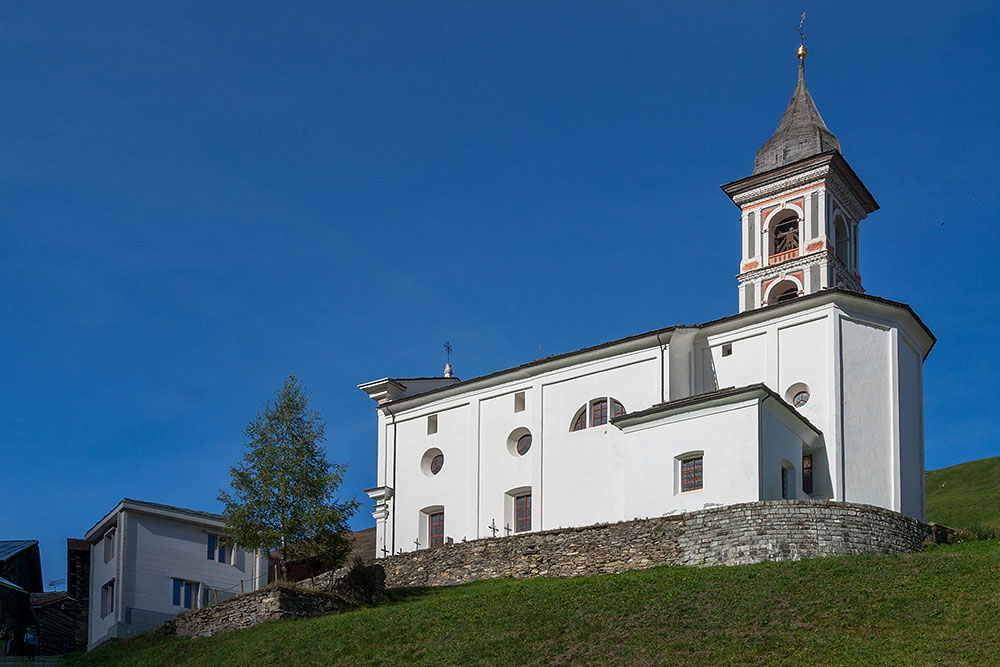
[68,541,1000,666]
[926,455,1000,535]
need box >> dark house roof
[753,57,841,175]
[0,540,38,562]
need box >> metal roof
[753,59,841,175]
[0,540,38,562]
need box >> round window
[793,391,810,407]
[515,434,532,456]
[420,448,444,477]
[785,382,811,409]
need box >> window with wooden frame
[100,580,115,618]
[515,494,531,533]
[103,529,116,563]
[172,579,198,609]
[802,455,813,495]
[570,397,627,431]
[681,456,703,492]
[429,511,444,547]
[591,399,608,426]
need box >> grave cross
[488,519,498,537]
[504,523,512,536]
[413,538,420,550]
[380,545,389,557]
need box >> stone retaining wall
[379,500,933,588]
[174,586,351,638]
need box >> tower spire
[752,25,839,175]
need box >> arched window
[834,216,850,268]
[767,279,799,306]
[769,211,800,260]
[569,397,626,431]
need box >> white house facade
[84,498,268,650]
[360,48,935,559]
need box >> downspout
[655,330,669,404]
[381,402,398,556]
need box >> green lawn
[926,456,1000,536]
[67,540,1000,666]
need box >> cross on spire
[798,12,806,46]
[443,341,454,378]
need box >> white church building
[361,48,935,558]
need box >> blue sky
[2,2,998,587]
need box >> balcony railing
[768,248,798,265]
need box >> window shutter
[747,212,756,257]
[810,195,819,238]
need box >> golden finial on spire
[797,12,808,60]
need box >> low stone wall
[174,586,351,638]
[379,500,933,588]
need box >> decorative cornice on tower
[722,151,878,221]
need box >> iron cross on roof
[444,341,453,363]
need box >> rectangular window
[207,535,229,564]
[802,455,813,495]
[721,343,732,357]
[429,512,444,547]
[515,494,531,533]
[611,399,626,419]
[427,414,438,435]
[781,466,790,499]
[591,399,608,426]
[172,579,198,609]
[100,580,115,618]
[103,529,115,563]
[681,457,703,492]
[514,391,525,413]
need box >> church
[360,46,935,558]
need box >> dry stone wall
[379,500,933,588]
[174,586,351,638]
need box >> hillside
[68,540,1000,666]
[926,455,1000,535]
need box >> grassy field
[926,455,1000,536]
[67,539,1000,666]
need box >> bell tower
[721,46,879,312]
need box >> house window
[207,535,229,564]
[721,343,732,357]
[571,397,626,431]
[802,455,813,495]
[515,494,531,533]
[591,399,608,426]
[515,433,532,456]
[172,579,198,610]
[681,456,703,492]
[103,529,115,563]
[100,580,115,618]
[429,512,444,547]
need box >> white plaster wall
[390,401,474,551]
[701,331,767,395]
[840,317,894,510]
[88,518,120,648]
[478,387,534,539]
[897,338,925,519]
[760,406,807,500]
[539,354,661,530]
[622,401,762,519]
[127,513,262,626]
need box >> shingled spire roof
[752,51,840,175]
